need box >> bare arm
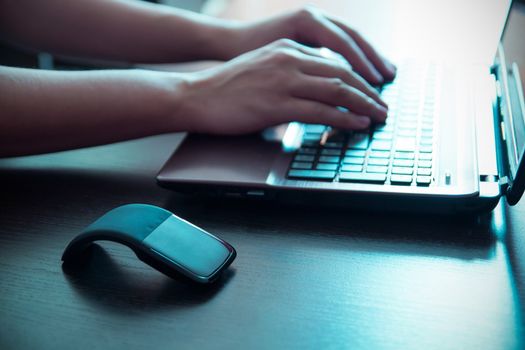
[0,3,396,158]
[0,0,237,62]
[0,40,389,158]
[0,2,395,83]
[0,66,187,157]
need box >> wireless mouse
[62,204,236,284]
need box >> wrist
[166,13,242,61]
[206,21,245,60]
[159,72,192,133]
[222,16,296,59]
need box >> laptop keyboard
[286,63,438,187]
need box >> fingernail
[357,116,371,128]
[376,96,388,108]
[387,61,397,74]
[385,61,397,79]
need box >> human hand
[175,39,388,135]
[229,7,396,85]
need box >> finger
[290,75,387,123]
[299,14,385,85]
[273,39,348,65]
[284,98,372,130]
[268,41,377,102]
[293,53,386,108]
[329,17,397,81]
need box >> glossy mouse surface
[62,204,236,284]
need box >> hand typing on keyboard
[231,7,397,86]
[179,6,397,135]
[287,62,436,188]
[1,2,396,157]
[179,38,391,135]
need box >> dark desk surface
[2,1,525,349]
[1,133,524,350]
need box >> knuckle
[329,78,347,96]
[267,67,289,84]
[273,38,295,48]
[295,6,317,21]
[269,49,296,65]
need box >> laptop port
[246,190,265,197]
[480,175,499,182]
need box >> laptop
[157,1,525,213]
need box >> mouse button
[142,215,231,278]
[87,204,172,242]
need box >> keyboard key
[419,146,433,153]
[423,105,434,113]
[417,168,432,176]
[304,124,327,133]
[418,153,432,161]
[393,159,415,167]
[394,152,415,160]
[395,138,416,152]
[398,124,417,131]
[321,149,341,156]
[398,129,416,137]
[418,160,432,168]
[339,172,387,183]
[371,140,392,151]
[420,138,433,146]
[390,174,413,185]
[416,176,432,186]
[291,162,313,170]
[298,148,317,155]
[341,164,363,172]
[295,155,315,162]
[302,140,320,147]
[366,165,389,174]
[373,132,393,140]
[375,124,393,132]
[392,167,413,175]
[368,158,389,166]
[316,163,338,171]
[323,141,344,149]
[318,156,341,163]
[345,149,367,157]
[303,133,323,141]
[343,157,365,165]
[347,133,370,149]
[369,151,390,158]
[326,132,345,141]
[288,170,336,181]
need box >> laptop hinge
[490,63,499,75]
[499,176,510,194]
[491,69,511,181]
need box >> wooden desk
[1,1,525,349]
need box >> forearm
[0,66,187,157]
[0,0,239,63]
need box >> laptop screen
[501,3,525,161]
[501,3,525,93]
[497,1,525,203]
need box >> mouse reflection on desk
[62,204,236,285]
